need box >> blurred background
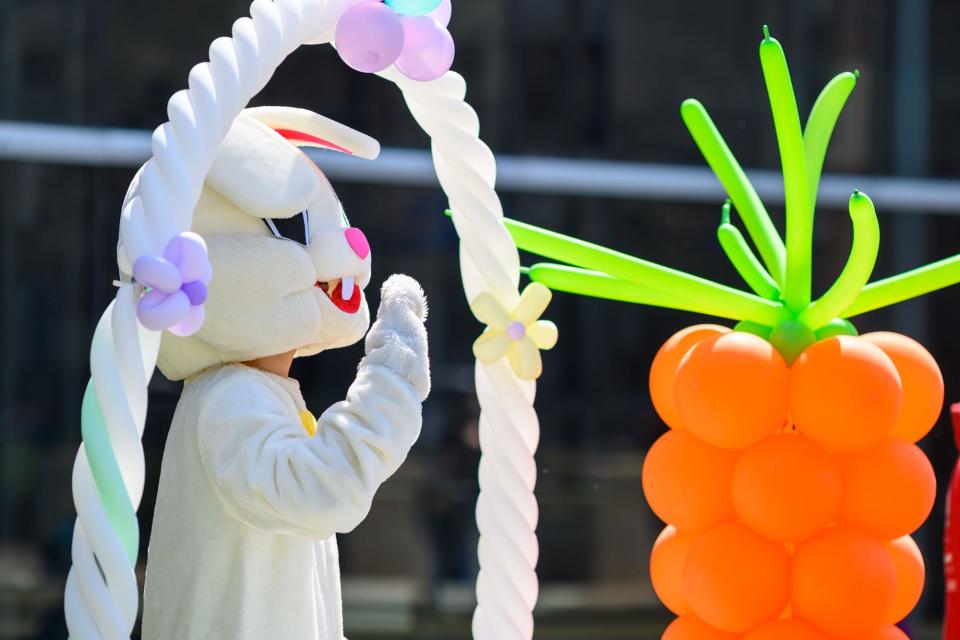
[2,0,960,638]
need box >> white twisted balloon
[377,66,540,638]
[66,1,541,638]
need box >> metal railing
[2,120,959,213]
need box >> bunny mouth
[315,277,362,314]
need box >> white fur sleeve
[196,274,430,538]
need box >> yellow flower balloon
[470,282,559,380]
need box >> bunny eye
[264,211,309,246]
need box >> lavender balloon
[134,231,211,334]
[180,280,209,306]
[395,16,454,82]
[169,304,205,337]
[335,1,405,73]
[427,0,451,27]
[137,289,191,332]
[132,255,182,293]
[164,231,208,283]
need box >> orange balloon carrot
[463,25,958,638]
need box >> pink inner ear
[345,227,370,259]
[274,128,353,155]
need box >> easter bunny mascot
[133,106,430,640]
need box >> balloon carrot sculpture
[459,26,958,639]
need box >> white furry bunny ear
[204,107,379,219]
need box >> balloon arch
[67,0,544,637]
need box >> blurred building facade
[2,1,960,638]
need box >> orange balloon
[789,336,902,453]
[642,430,737,531]
[791,527,896,637]
[838,438,936,538]
[862,332,943,443]
[662,616,739,640]
[883,535,925,624]
[846,626,909,640]
[675,331,789,449]
[650,324,731,430]
[744,619,829,640]
[732,433,842,542]
[651,525,697,616]
[683,522,790,633]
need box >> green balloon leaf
[800,190,879,327]
[760,28,811,314]
[444,27,960,345]
[681,99,786,285]
[717,200,781,300]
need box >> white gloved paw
[378,274,427,322]
[362,274,430,400]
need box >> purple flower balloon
[180,280,209,306]
[138,289,191,331]
[133,255,182,293]
[335,1,405,73]
[134,231,211,335]
[427,0,451,27]
[164,231,208,283]
[169,304,205,337]
[395,16,454,82]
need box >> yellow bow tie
[298,410,317,437]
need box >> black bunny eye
[264,211,310,246]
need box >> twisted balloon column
[379,66,542,638]
[66,1,541,638]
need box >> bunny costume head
[132,107,380,381]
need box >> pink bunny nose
[344,227,370,259]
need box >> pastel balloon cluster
[132,232,211,336]
[335,0,454,81]
[644,326,942,639]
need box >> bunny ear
[243,106,381,160]
[205,113,323,219]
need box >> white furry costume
[137,108,430,640]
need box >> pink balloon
[169,304,205,337]
[165,232,209,283]
[428,0,451,27]
[395,16,454,81]
[335,1,405,73]
[137,289,190,331]
[132,255,182,293]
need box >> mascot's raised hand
[125,107,430,640]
